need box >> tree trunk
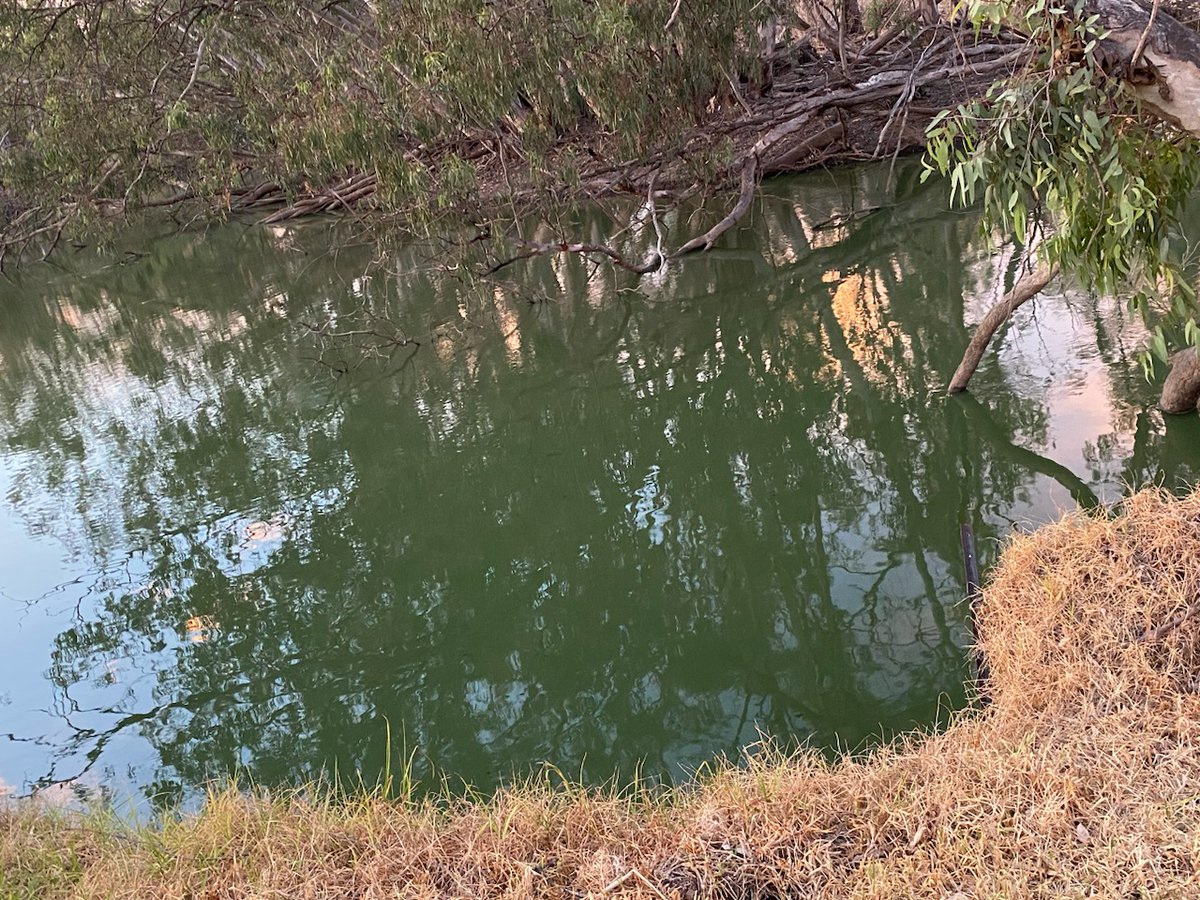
[841,0,862,32]
[947,263,1057,394]
[1161,349,1200,413]
[1086,0,1200,138]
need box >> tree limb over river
[927,0,1200,407]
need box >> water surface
[1,163,1198,808]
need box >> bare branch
[674,157,758,256]
[488,239,663,275]
[663,0,683,32]
[948,262,1058,394]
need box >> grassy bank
[5,488,1200,898]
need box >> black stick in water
[960,522,990,704]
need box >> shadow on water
[0,160,1196,809]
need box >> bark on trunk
[1086,0,1200,137]
[947,263,1057,394]
[1161,348,1200,413]
[841,0,862,33]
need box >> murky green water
[2,163,1199,808]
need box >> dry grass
[5,487,1200,899]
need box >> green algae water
[2,163,1199,808]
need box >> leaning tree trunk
[947,263,1057,394]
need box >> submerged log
[960,522,991,703]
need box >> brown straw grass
[4,487,1200,898]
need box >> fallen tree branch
[258,173,378,223]
[142,188,198,209]
[488,239,663,275]
[759,121,845,174]
[674,157,759,256]
[667,37,1027,257]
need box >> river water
[2,163,1198,809]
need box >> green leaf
[1151,329,1169,364]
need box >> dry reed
[4,487,1200,898]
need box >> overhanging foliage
[925,0,1200,379]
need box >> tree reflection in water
[0,162,1195,807]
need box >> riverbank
[1,9,1025,268]
[4,488,1199,898]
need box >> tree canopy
[0,0,761,257]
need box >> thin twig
[1142,602,1199,642]
[488,238,662,275]
[663,0,683,32]
[1130,0,1161,69]
[604,867,669,899]
[176,31,209,105]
